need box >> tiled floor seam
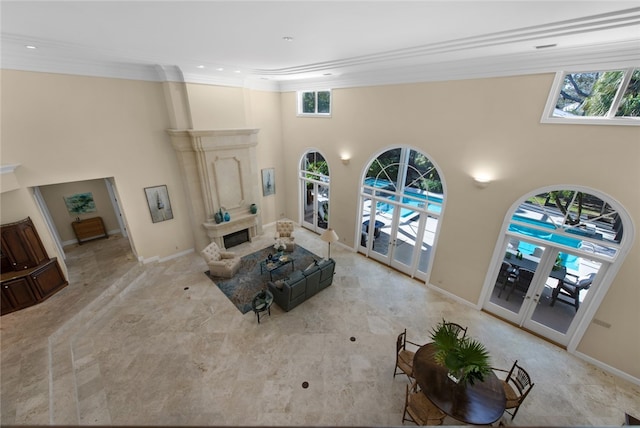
[47,264,149,424]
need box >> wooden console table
[72,217,108,244]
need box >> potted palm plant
[430,319,491,385]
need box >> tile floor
[1,225,638,426]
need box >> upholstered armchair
[201,241,241,278]
[274,220,295,252]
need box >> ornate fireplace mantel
[203,213,258,249]
[167,128,263,251]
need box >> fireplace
[224,229,249,248]
[167,128,263,252]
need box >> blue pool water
[509,215,581,269]
[365,178,443,215]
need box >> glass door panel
[317,184,329,231]
[302,180,315,230]
[391,207,420,271]
[370,200,393,260]
[301,181,329,233]
[487,239,547,318]
[359,197,372,249]
[527,252,602,335]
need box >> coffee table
[260,254,295,281]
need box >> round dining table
[413,343,506,425]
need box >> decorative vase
[250,203,258,214]
[224,211,230,222]
[214,211,223,224]
[267,253,273,261]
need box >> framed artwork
[144,185,174,223]
[64,192,96,215]
[262,168,275,196]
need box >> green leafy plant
[430,319,491,385]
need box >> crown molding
[2,39,638,92]
[277,39,640,91]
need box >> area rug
[205,245,321,314]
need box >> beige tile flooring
[1,225,639,426]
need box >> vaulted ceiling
[2,1,639,90]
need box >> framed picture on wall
[262,168,275,196]
[63,192,97,215]
[144,185,174,223]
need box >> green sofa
[267,258,335,312]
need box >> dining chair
[402,380,446,425]
[550,272,596,311]
[443,322,467,339]
[395,329,423,379]
[497,261,518,298]
[493,360,534,420]
[506,268,535,301]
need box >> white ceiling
[2,1,640,90]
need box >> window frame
[541,68,639,126]
[297,89,332,117]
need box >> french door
[359,194,434,280]
[301,181,328,233]
[482,188,629,347]
[484,236,604,346]
[300,151,329,234]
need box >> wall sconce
[473,176,491,188]
[340,156,350,165]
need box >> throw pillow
[304,260,318,272]
[274,280,285,290]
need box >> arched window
[299,150,330,233]
[358,147,445,281]
[483,187,632,347]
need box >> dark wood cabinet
[2,276,39,312]
[1,217,49,270]
[1,289,12,314]
[29,258,68,299]
[0,258,68,315]
[1,218,68,316]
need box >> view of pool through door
[358,147,443,280]
[483,188,626,347]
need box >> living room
[1,1,638,425]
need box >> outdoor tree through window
[299,90,331,115]
[544,68,639,124]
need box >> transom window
[298,90,331,116]
[542,68,639,125]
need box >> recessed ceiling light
[234,70,241,74]
[216,67,224,72]
[25,45,37,49]
[196,65,205,69]
[535,43,557,49]
[282,36,294,42]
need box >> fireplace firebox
[224,229,249,248]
